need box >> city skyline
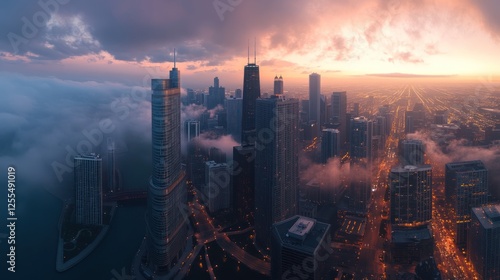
[2,2,500,280]
[0,1,499,89]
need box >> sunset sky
[1,0,499,88]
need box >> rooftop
[339,216,366,237]
[445,160,487,172]
[391,227,433,243]
[472,204,500,229]
[273,215,330,254]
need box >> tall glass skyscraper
[445,160,488,248]
[321,128,340,164]
[309,73,321,130]
[241,62,261,145]
[146,66,187,272]
[331,91,347,144]
[254,94,299,248]
[74,154,102,225]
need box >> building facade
[74,154,103,225]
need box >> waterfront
[0,183,146,280]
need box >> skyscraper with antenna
[169,48,180,88]
[241,39,261,145]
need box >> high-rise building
[398,139,425,166]
[271,216,331,280]
[204,161,230,213]
[309,73,321,132]
[107,138,116,193]
[169,50,179,89]
[208,77,225,109]
[445,160,488,247]
[234,88,242,98]
[468,204,500,280]
[350,117,369,160]
[232,145,256,223]
[225,97,243,143]
[352,102,360,117]
[74,154,103,225]
[389,165,432,228]
[349,160,371,214]
[184,120,200,142]
[331,91,347,144]
[274,75,283,95]
[147,67,187,271]
[255,95,299,248]
[241,61,261,145]
[321,129,340,164]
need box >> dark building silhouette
[241,61,261,145]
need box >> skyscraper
[225,97,243,143]
[389,165,433,228]
[274,75,283,95]
[107,138,116,193]
[146,67,187,271]
[468,204,500,279]
[271,216,331,280]
[241,59,261,145]
[398,139,425,166]
[254,94,299,248]
[208,77,225,109]
[74,154,103,225]
[204,161,230,213]
[350,116,369,160]
[445,160,488,247]
[184,120,200,142]
[331,91,347,145]
[309,73,321,132]
[321,128,340,164]
[232,145,256,222]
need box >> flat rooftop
[273,215,330,254]
[339,216,366,237]
[391,227,433,243]
[472,204,500,229]
[445,160,486,172]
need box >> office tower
[255,95,299,248]
[350,117,369,160]
[225,97,243,143]
[379,105,392,136]
[184,120,200,142]
[204,161,230,213]
[169,50,179,88]
[271,216,330,280]
[389,165,432,227]
[235,88,242,98]
[208,77,225,109]
[74,154,103,225]
[445,160,488,247]
[405,104,425,134]
[187,141,208,188]
[274,75,283,95]
[107,138,116,193]
[468,204,500,280]
[309,73,321,132]
[398,139,425,166]
[321,129,340,164]
[300,99,310,124]
[331,91,347,144]
[232,145,256,222]
[352,102,360,117]
[320,94,327,127]
[241,57,261,145]
[147,71,187,271]
[186,88,195,105]
[349,161,371,214]
[433,110,448,125]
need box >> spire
[173,48,176,68]
[254,37,256,64]
[247,39,250,65]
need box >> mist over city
[1,1,500,280]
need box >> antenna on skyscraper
[254,37,256,64]
[174,48,176,68]
[247,39,250,65]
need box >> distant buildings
[331,91,347,145]
[271,216,331,280]
[445,160,488,248]
[350,117,370,160]
[74,154,103,225]
[468,204,500,280]
[184,120,200,142]
[146,66,187,272]
[254,94,299,248]
[207,77,225,109]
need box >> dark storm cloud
[0,72,152,200]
